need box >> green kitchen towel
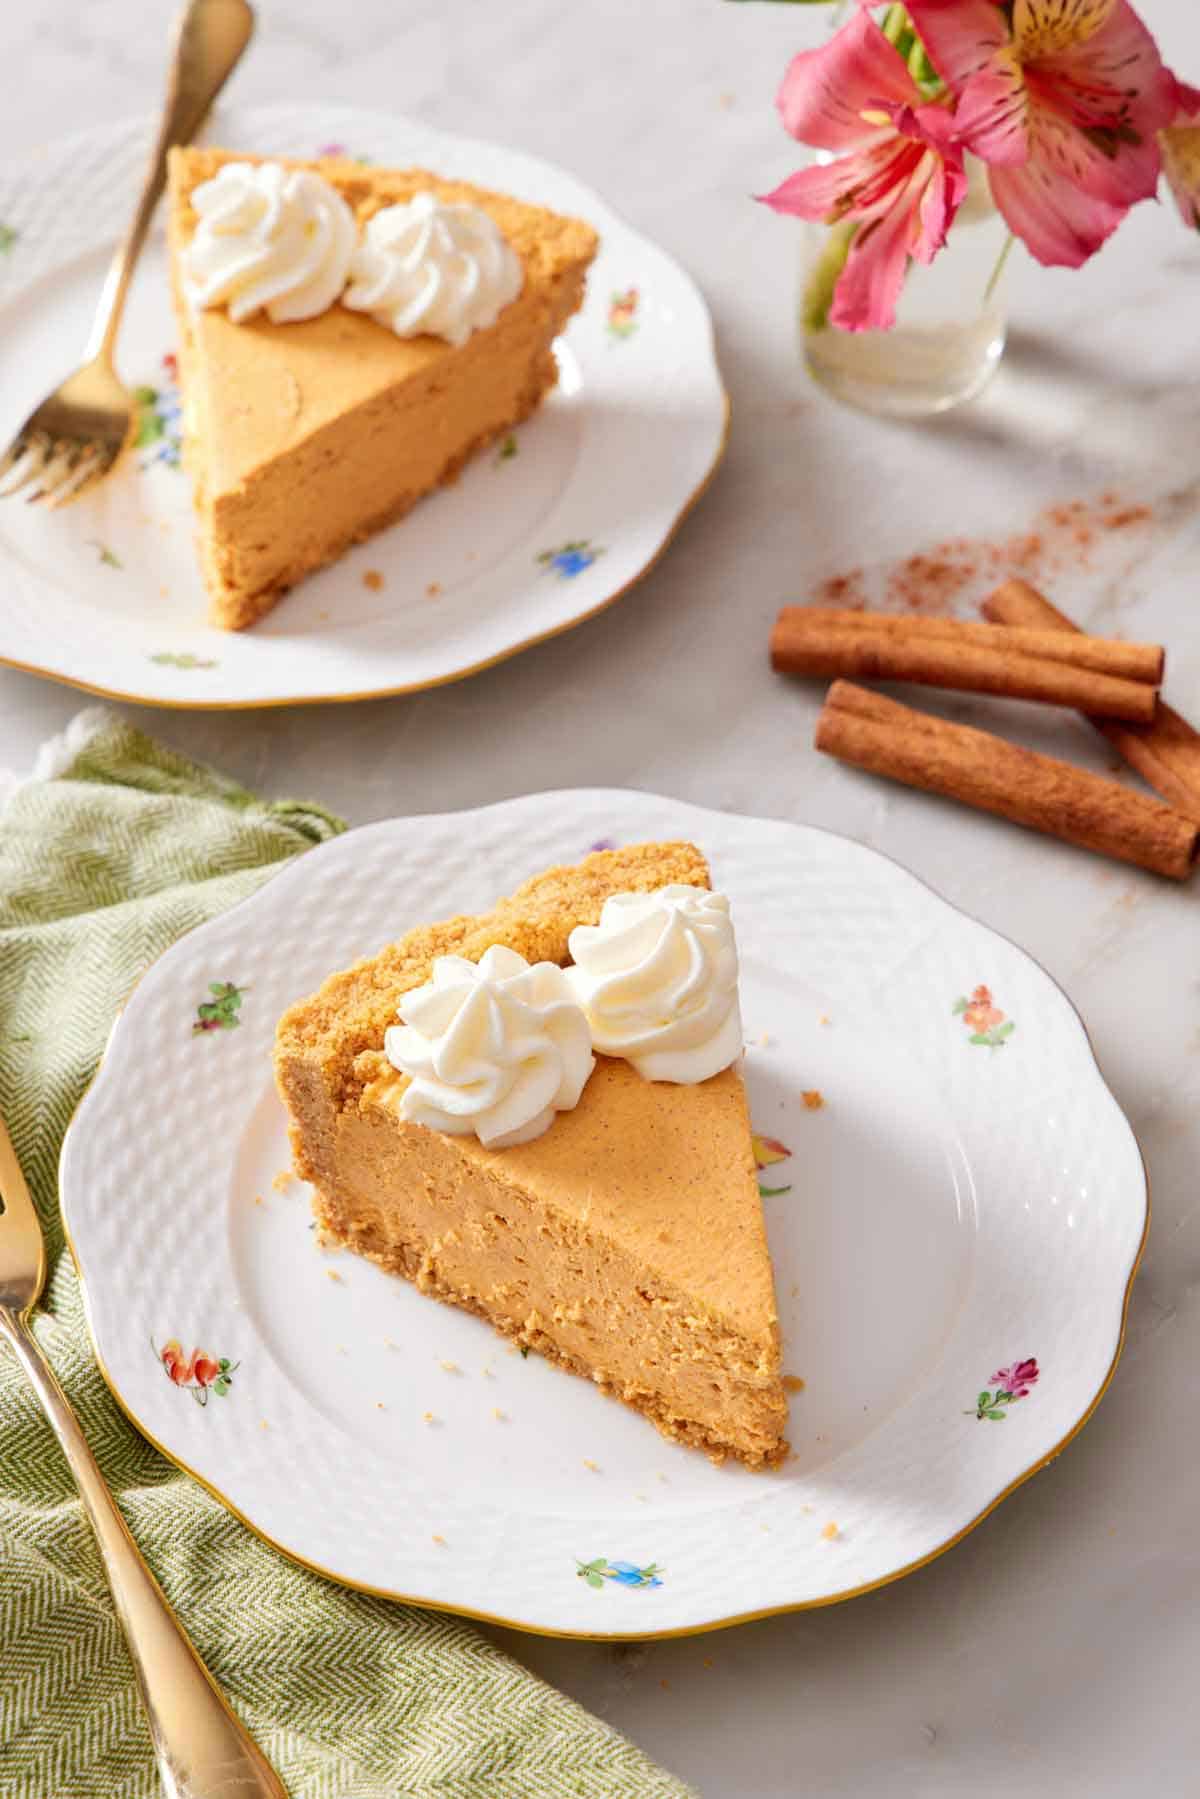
[0,709,693,1799]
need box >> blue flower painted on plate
[576,1557,663,1590]
[537,540,605,580]
[134,353,184,470]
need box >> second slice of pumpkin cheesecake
[274,843,788,1468]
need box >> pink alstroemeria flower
[1160,79,1200,230]
[759,8,968,331]
[905,0,1177,266]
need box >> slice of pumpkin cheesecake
[166,147,598,629]
[274,843,788,1468]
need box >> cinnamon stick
[772,609,1158,723]
[786,608,1164,683]
[815,680,1199,881]
[983,579,1200,825]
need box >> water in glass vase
[799,163,1010,419]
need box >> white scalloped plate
[0,106,725,708]
[59,792,1146,1639]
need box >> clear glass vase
[798,159,1010,418]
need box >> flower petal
[1022,0,1176,204]
[759,135,919,224]
[1161,123,1200,229]
[1013,0,1118,60]
[1172,78,1200,121]
[989,129,1127,263]
[829,185,920,332]
[904,0,1011,93]
[954,48,1031,166]
[777,9,920,151]
[911,146,969,263]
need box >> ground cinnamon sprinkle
[1102,505,1152,531]
[812,568,869,610]
[812,490,1157,618]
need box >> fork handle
[86,0,255,363]
[0,1308,287,1798]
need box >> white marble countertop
[3,2,1199,1793]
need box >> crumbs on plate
[271,1168,295,1192]
[802,1090,825,1111]
[782,1375,805,1394]
[362,569,385,591]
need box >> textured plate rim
[57,795,1149,1639]
[0,106,729,710]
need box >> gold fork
[0,0,254,509]
[0,1113,287,1798]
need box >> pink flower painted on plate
[991,1357,1040,1400]
[906,0,1178,267]
[953,985,1015,1050]
[758,8,968,331]
[969,1356,1039,1420]
[315,142,372,164]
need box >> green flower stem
[984,229,1017,306]
[801,217,857,333]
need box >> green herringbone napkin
[0,710,693,1799]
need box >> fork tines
[0,431,113,507]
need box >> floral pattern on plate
[953,985,1015,1050]
[577,1558,663,1589]
[192,982,249,1034]
[536,540,605,579]
[134,352,183,470]
[157,1339,240,1406]
[753,1133,792,1197]
[315,142,373,163]
[150,651,219,671]
[968,1358,1040,1420]
[607,287,639,340]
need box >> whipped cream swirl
[384,945,594,1148]
[183,161,356,325]
[343,192,523,347]
[566,886,744,1084]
